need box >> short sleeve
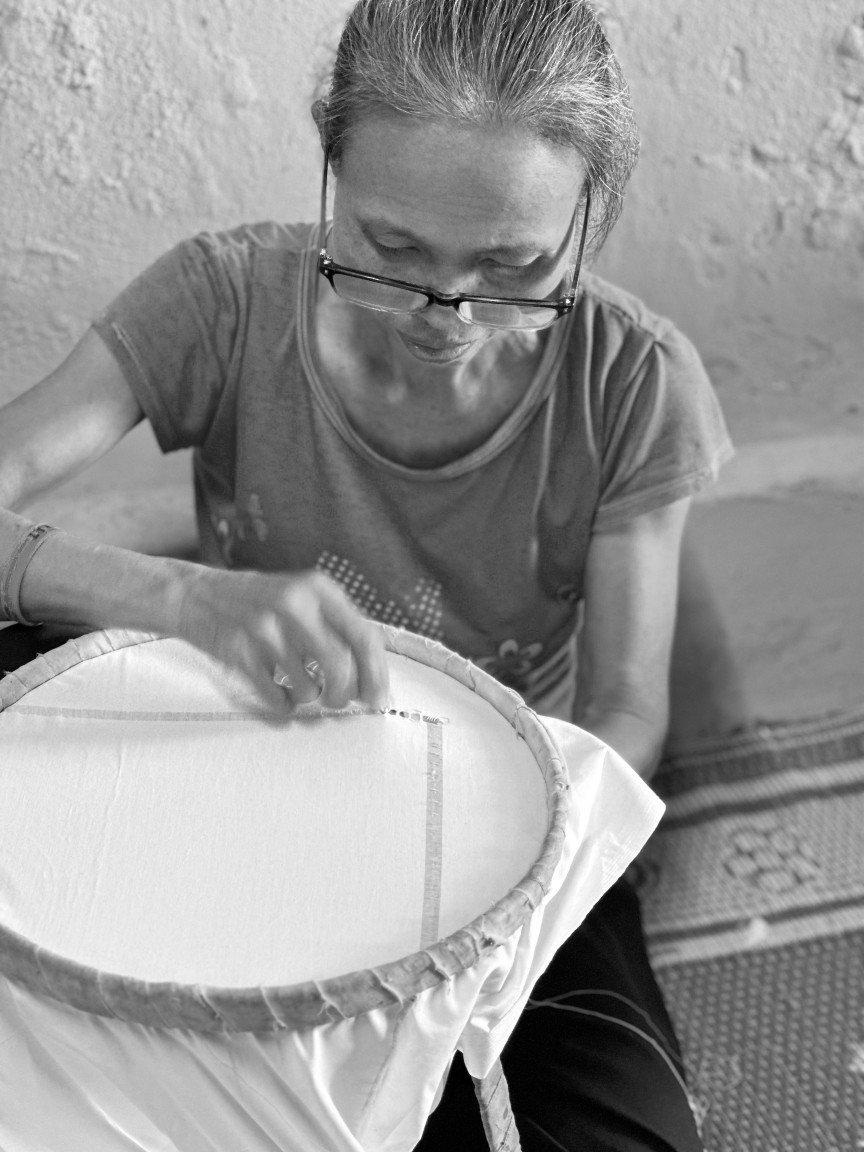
[593,323,733,532]
[91,232,247,452]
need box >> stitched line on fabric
[8,705,259,721]
[420,719,444,950]
[8,704,453,724]
[647,891,864,948]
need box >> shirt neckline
[297,224,571,482]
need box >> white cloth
[0,720,660,1152]
[0,631,662,1152]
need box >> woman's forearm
[572,700,668,783]
[0,508,388,711]
[0,509,189,634]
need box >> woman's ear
[311,100,328,152]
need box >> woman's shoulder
[179,220,317,271]
[560,270,719,409]
[575,270,691,352]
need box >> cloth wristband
[0,524,56,627]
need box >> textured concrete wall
[2,0,862,455]
[597,0,864,445]
[0,0,344,399]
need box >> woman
[0,0,730,1148]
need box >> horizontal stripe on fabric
[649,900,864,968]
[6,704,259,721]
[5,703,406,723]
[658,764,864,832]
[657,710,864,794]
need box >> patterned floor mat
[637,711,864,1151]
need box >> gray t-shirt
[93,221,732,713]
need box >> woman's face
[328,113,587,367]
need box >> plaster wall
[0,0,342,399]
[1,0,862,457]
[597,0,864,445]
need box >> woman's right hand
[0,330,386,716]
[175,566,390,717]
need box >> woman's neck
[314,294,547,467]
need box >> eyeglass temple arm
[569,184,592,296]
[319,145,332,249]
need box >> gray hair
[316,0,640,252]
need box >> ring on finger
[273,670,324,706]
[303,659,326,703]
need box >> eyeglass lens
[330,272,427,313]
[328,272,559,331]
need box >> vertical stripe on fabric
[420,719,444,949]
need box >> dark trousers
[415,877,703,1152]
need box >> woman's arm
[0,331,388,711]
[0,328,145,509]
[573,496,692,781]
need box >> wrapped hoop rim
[0,625,570,1033]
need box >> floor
[669,435,863,747]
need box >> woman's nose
[415,298,469,333]
[407,263,483,329]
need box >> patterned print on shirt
[316,551,445,640]
[475,638,543,689]
[475,634,575,699]
[213,494,269,565]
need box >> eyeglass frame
[315,145,592,328]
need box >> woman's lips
[397,331,477,362]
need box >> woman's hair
[316,0,639,252]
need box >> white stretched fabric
[0,646,547,983]
[0,634,663,1152]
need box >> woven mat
[635,710,864,1151]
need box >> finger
[269,616,355,709]
[271,650,323,706]
[314,578,390,708]
[351,626,389,710]
[210,643,295,723]
[279,575,373,708]
[303,634,357,709]
[247,676,297,724]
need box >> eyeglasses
[316,148,591,332]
